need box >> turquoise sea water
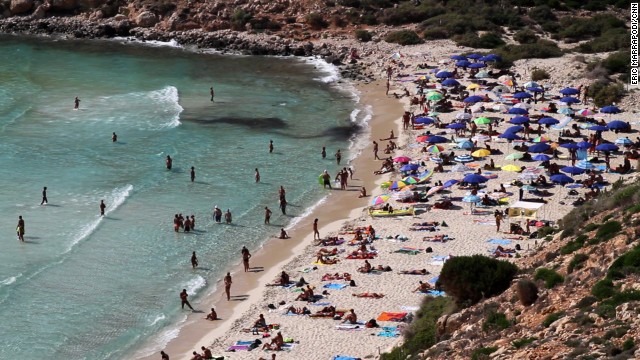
[0,36,363,359]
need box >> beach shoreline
[136,79,404,360]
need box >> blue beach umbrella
[469,63,486,69]
[441,78,460,87]
[466,53,482,60]
[595,143,619,152]
[505,125,524,133]
[454,154,475,163]
[498,132,522,140]
[559,88,580,95]
[551,174,575,184]
[615,137,633,146]
[443,179,459,188]
[526,87,544,93]
[508,107,529,115]
[539,117,559,125]
[462,195,481,203]
[513,92,533,99]
[560,143,578,149]
[463,174,489,184]
[450,55,467,60]
[510,116,530,124]
[576,160,595,170]
[607,120,628,130]
[415,117,435,124]
[436,71,454,79]
[463,95,485,103]
[561,166,585,175]
[446,123,466,129]
[400,164,420,172]
[600,105,621,114]
[427,135,448,144]
[455,60,471,67]
[458,140,474,149]
[576,141,592,150]
[529,143,551,153]
[558,107,574,115]
[533,154,551,161]
[560,97,580,104]
[588,125,609,132]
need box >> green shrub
[578,29,630,53]
[483,311,511,332]
[536,226,557,238]
[534,268,564,288]
[231,9,253,31]
[560,237,585,255]
[513,29,538,44]
[584,223,600,232]
[602,50,631,75]
[594,304,616,319]
[608,245,640,279]
[512,337,537,349]
[596,220,622,240]
[542,312,563,327]
[626,204,640,214]
[438,255,518,306]
[423,28,448,40]
[622,339,634,351]
[385,30,422,45]
[249,16,282,31]
[493,40,562,66]
[454,32,505,48]
[471,347,498,360]
[575,295,598,309]
[592,278,615,299]
[604,326,629,339]
[568,253,589,273]
[603,290,640,307]
[354,29,372,42]
[558,14,626,41]
[306,13,328,30]
[528,5,556,23]
[515,279,538,306]
[380,3,445,26]
[380,297,455,360]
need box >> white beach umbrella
[455,112,473,120]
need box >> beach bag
[349,280,357,287]
[365,319,379,328]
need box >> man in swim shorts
[100,200,106,216]
[191,251,198,268]
[264,206,272,224]
[241,246,251,272]
[180,289,194,310]
[224,272,232,301]
[17,216,25,242]
[40,186,48,205]
[190,166,195,182]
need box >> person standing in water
[225,209,232,224]
[264,206,272,224]
[279,197,287,215]
[166,155,172,170]
[224,272,232,301]
[313,218,320,240]
[241,246,251,272]
[255,168,260,183]
[210,86,215,102]
[180,289,194,310]
[321,146,326,159]
[213,206,222,223]
[16,216,25,242]
[190,167,195,182]
[269,140,274,153]
[40,186,48,205]
[74,96,80,109]
[100,200,106,216]
[191,251,198,268]
[112,132,117,142]
[335,149,342,165]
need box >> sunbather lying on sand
[316,255,340,264]
[400,269,429,275]
[352,293,385,298]
[314,237,344,246]
[423,234,449,242]
[413,281,433,293]
[412,221,440,227]
[309,306,339,318]
[316,247,339,256]
[286,306,310,315]
[321,272,351,281]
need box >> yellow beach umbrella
[502,164,522,172]
[466,83,481,90]
[471,149,491,158]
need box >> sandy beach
[150,40,640,360]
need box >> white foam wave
[185,275,206,296]
[66,184,133,252]
[148,314,166,327]
[132,326,181,359]
[303,56,340,83]
[148,86,183,129]
[0,274,20,286]
[111,37,183,49]
[285,195,328,230]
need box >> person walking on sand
[100,200,106,216]
[112,132,117,142]
[166,155,172,170]
[74,96,80,109]
[191,251,198,268]
[160,350,169,360]
[224,209,232,224]
[321,146,326,159]
[335,149,342,165]
[180,289,194,310]
[210,86,214,102]
[313,218,320,240]
[241,246,251,272]
[224,272,232,301]
[255,168,260,183]
[494,210,503,232]
[16,216,25,242]
[373,141,380,160]
[190,166,195,182]
[264,206,272,224]
[40,186,48,205]
[269,140,274,153]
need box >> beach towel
[310,302,331,306]
[335,322,365,330]
[299,267,315,273]
[333,357,359,360]
[400,306,420,311]
[323,283,347,290]
[394,247,423,255]
[472,219,494,225]
[429,255,450,266]
[377,312,408,322]
[428,276,439,284]
[377,331,400,337]
[422,290,446,297]
[487,239,512,245]
[227,345,250,351]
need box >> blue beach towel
[323,283,347,290]
[377,331,400,337]
[333,357,359,360]
[422,290,446,297]
[487,239,512,245]
[431,255,448,260]
[311,302,331,306]
[428,276,439,284]
[235,340,254,345]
